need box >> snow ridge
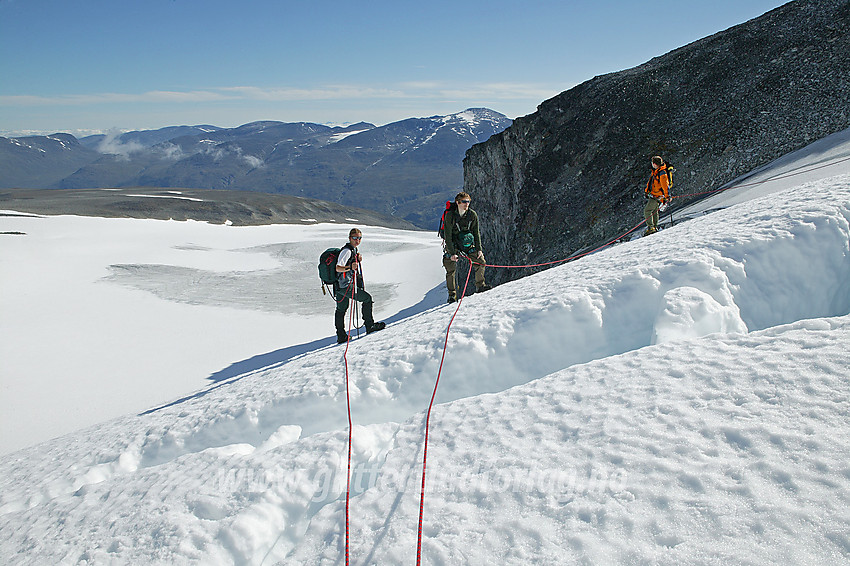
[1,177,849,564]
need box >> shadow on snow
[140,283,447,416]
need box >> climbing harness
[354,262,364,338]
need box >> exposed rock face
[464,0,850,284]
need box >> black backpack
[664,164,675,189]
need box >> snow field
[313,318,850,565]
[0,218,444,455]
[1,176,849,564]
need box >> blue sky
[1,0,786,136]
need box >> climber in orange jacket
[643,156,670,235]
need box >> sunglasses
[459,200,471,204]
[351,236,362,240]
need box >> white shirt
[337,246,354,268]
[336,246,357,288]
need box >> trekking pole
[353,260,361,338]
[356,252,365,290]
[355,301,360,338]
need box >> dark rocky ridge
[464,0,850,285]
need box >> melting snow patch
[328,129,371,143]
[124,194,206,202]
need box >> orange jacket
[645,164,670,200]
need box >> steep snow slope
[1,171,848,564]
[678,126,850,216]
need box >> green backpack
[318,247,341,284]
[457,231,475,252]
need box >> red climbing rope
[415,260,474,566]
[342,274,358,566]
[467,218,648,271]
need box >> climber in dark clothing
[441,192,491,303]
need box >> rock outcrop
[464,0,850,284]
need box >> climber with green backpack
[319,228,386,344]
[438,192,491,303]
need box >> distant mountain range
[0,108,511,228]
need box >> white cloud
[97,128,145,158]
[217,85,408,101]
[0,90,235,107]
[0,82,564,108]
[0,81,562,132]
[242,154,264,168]
[157,143,185,161]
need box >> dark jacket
[443,208,483,256]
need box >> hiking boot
[447,294,456,304]
[476,284,492,293]
[643,227,658,236]
[366,321,386,334]
[337,332,349,344]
